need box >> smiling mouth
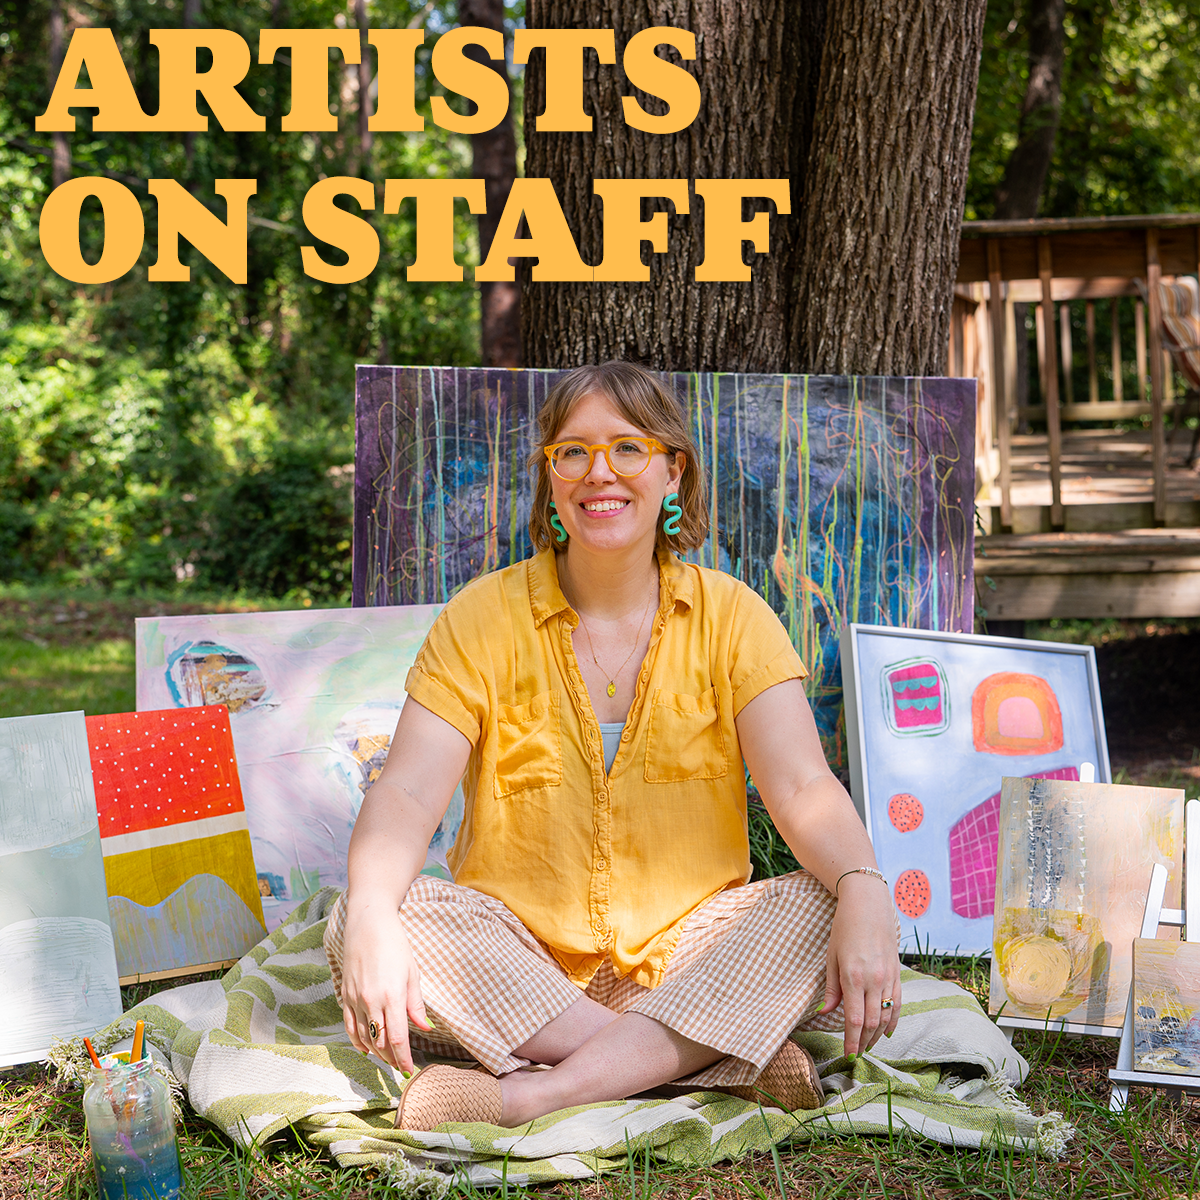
[582,499,629,512]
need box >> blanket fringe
[383,1155,453,1199]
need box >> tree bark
[460,0,522,367]
[521,0,811,373]
[792,0,986,375]
[992,0,1065,219]
[522,0,984,377]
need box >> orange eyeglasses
[544,437,670,481]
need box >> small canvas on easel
[87,706,266,980]
[0,712,123,1066]
[990,777,1184,1029]
[1132,938,1200,1075]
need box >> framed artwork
[87,706,267,981]
[0,712,123,1067]
[136,606,450,930]
[990,779,1184,1029]
[841,624,1111,954]
[354,367,976,766]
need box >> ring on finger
[880,998,894,1010]
[368,1019,382,1040]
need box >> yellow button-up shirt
[405,547,808,989]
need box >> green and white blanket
[55,888,1072,1187]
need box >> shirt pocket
[494,690,563,798]
[644,686,728,782]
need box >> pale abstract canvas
[87,706,266,978]
[842,625,1110,955]
[990,778,1184,1028]
[136,607,449,929]
[1132,938,1200,1075]
[0,712,123,1067]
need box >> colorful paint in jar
[84,1054,182,1200]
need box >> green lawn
[0,637,136,720]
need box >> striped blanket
[54,888,1072,1188]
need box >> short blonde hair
[527,362,708,554]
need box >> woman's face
[547,391,684,558]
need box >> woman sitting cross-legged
[323,361,902,1130]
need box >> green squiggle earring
[662,494,682,536]
[549,500,568,544]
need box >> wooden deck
[977,428,1200,619]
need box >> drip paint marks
[136,606,450,930]
[87,706,266,978]
[0,712,122,1067]
[353,368,975,762]
[841,624,1109,955]
[990,777,1183,1028]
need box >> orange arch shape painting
[971,672,1063,756]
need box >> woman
[324,362,901,1130]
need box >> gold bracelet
[835,867,888,898]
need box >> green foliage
[0,0,492,595]
[967,0,1200,219]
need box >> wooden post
[1038,237,1065,528]
[1146,227,1166,525]
[1135,298,1147,399]
[1086,301,1098,404]
[1060,304,1074,406]
[1111,299,1124,403]
[987,239,1012,531]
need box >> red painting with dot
[894,869,931,919]
[86,706,245,837]
[888,793,924,833]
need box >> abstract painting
[990,778,1184,1028]
[136,606,449,930]
[841,624,1110,954]
[354,368,976,764]
[1132,939,1200,1075]
[87,706,266,980]
[0,712,123,1067]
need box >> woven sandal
[395,1064,504,1130]
[727,1040,823,1111]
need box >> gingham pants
[323,870,842,1089]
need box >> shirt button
[596,858,607,870]
[620,731,630,741]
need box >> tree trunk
[792,0,986,375]
[992,0,1065,219]
[521,0,811,373]
[461,0,521,368]
[48,0,70,187]
[522,0,984,377]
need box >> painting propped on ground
[841,625,1110,955]
[990,778,1184,1029]
[136,606,451,930]
[1133,938,1200,1075]
[354,368,975,763]
[86,706,266,978]
[0,712,123,1067]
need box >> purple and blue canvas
[841,625,1111,955]
[136,607,449,930]
[353,368,976,764]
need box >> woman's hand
[818,876,902,1056]
[339,902,433,1075]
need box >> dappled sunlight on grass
[0,637,135,720]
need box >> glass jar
[83,1055,182,1200]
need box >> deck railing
[953,214,1200,530]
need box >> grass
[4,986,1200,1200]
[4,601,1200,1196]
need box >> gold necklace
[576,593,654,698]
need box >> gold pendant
[606,681,616,697]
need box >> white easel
[1108,798,1200,1112]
